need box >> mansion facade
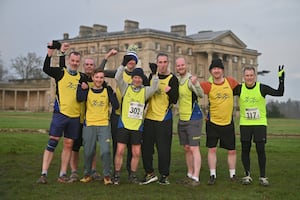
[0,19,260,112]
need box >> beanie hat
[131,67,144,78]
[209,58,224,70]
[126,51,138,64]
[126,44,139,64]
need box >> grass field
[0,112,300,200]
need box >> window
[155,42,160,50]
[167,45,172,52]
[90,46,95,54]
[102,46,107,53]
[196,63,204,77]
[124,44,129,51]
[137,42,142,49]
[177,47,182,54]
[233,56,238,63]
[250,59,254,65]
[242,57,246,64]
[187,48,192,55]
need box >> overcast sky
[1,0,299,101]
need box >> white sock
[229,169,236,178]
[59,171,66,177]
[187,173,192,178]
[210,169,216,178]
[191,176,199,182]
[42,170,47,176]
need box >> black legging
[241,141,266,177]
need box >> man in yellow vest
[140,53,179,185]
[77,68,119,185]
[175,57,204,186]
[233,66,285,186]
[58,47,118,182]
[37,41,87,184]
[200,58,239,185]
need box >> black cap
[131,68,144,78]
[209,58,224,70]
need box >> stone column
[207,51,213,80]
[2,90,5,110]
[227,55,233,78]
[14,90,17,111]
[27,90,30,111]
[37,91,40,112]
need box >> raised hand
[149,63,157,74]
[278,65,285,82]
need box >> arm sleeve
[107,86,119,110]
[145,75,159,100]
[260,82,284,97]
[104,70,117,78]
[98,59,107,70]
[76,85,88,102]
[227,77,240,89]
[188,79,204,98]
[233,84,242,96]
[59,55,66,68]
[167,75,179,104]
[43,54,63,80]
[200,81,211,95]
[114,65,128,96]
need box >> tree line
[0,52,45,80]
[267,99,300,119]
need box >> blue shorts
[49,112,80,140]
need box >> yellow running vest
[85,88,110,126]
[121,86,145,130]
[80,80,94,123]
[208,78,233,125]
[56,68,81,117]
[146,74,172,121]
[178,78,194,121]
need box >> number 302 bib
[245,108,260,120]
[128,102,144,119]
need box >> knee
[46,138,59,152]
[208,147,217,153]
[63,138,74,149]
[228,150,236,155]
[184,145,190,152]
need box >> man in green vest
[233,65,285,186]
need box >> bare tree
[0,53,8,80]
[10,52,45,79]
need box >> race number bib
[128,102,144,119]
[245,108,260,120]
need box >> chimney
[170,25,186,36]
[93,24,107,36]
[63,33,69,40]
[79,25,93,38]
[124,19,139,33]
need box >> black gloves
[122,55,135,66]
[149,63,157,74]
[278,65,285,82]
[47,40,62,50]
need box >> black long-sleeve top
[233,81,284,97]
